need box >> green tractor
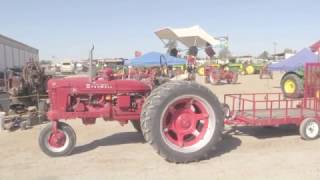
[280,69,304,98]
[227,63,243,72]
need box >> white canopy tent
[154,25,220,48]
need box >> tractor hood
[47,76,151,94]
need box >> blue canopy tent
[125,52,186,67]
[268,48,319,71]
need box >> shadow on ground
[72,131,242,160]
[209,134,242,159]
[72,132,145,155]
[225,125,299,139]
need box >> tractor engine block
[46,68,151,125]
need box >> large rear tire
[141,81,224,163]
[245,65,255,75]
[281,74,303,98]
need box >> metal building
[0,34,39,71]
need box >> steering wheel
[160,55,168,76]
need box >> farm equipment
[38,61,320,163]
[39,60,224,163]
[198,64,219,76]
[204,65,238,84]
[242,63,264,75]
[0,61,50,131]
[268,48,319,98]
[259,64,273,79]
[224,63,320,140]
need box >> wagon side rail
[224,93,320,126]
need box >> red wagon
[223,63,320,140]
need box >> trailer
[223,63,320,140]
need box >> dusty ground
[1,72,320,180]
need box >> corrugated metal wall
[0,34,39,71]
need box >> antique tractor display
[242,62,264,75]
[204,65,238,84]
[38,68,224,163]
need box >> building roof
[0,34,38,54]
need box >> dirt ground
[1,72,320,180]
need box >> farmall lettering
[86,83,112,89]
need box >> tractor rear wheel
[281,74,303,98]
[39,122,76,157]
[245,65,255,75]
[141,81,224,163]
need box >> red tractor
[259,64,273,79]
[204,65,238,84]
[39,68,224,163]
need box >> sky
[1,0,319,60]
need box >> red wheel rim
[162,97,210,148]
[48,130,66,148]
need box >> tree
[258,51,269,59]
[218,48,232,60]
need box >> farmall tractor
[39,67,224,163]
[204,64,238,84]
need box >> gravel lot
[1,72,320,180]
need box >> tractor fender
[281,71,303,82]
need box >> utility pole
[273,42,277,55]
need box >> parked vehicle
[38,67,224,163]
[204,65,238,84]
[38,63,320,163]
[60,62,75,74]
[224,63,320,141]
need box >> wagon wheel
[300,118,320,140]
[140,81,224,163]
[221,103,231,119]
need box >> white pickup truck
[60,62,75,74]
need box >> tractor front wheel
[39,122,76,157]
[141,81,224,163]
